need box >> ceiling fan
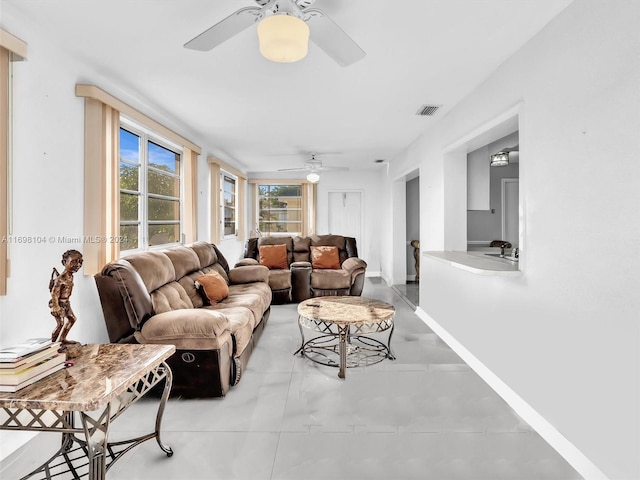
[184,0,366,67]
[277,154,348,182]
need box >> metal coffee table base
[297,326,395,378]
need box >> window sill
[423,251,522,277]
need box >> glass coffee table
[295,296,395,378]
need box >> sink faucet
[489,240,512,257]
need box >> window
[119,121,182,251]
[77,84,200,275]
[258,184,303,235]
[250,181,316,237]
[222,173,237,237]
[1,30,27,295]
[208,157,246,243]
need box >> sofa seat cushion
[151,281,194,314]
[216,283,272,329]
[134,309,232,351]
[206,305,255,356]
[266,269,291,291]
[311,269,352,290]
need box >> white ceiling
[2,0,573,173]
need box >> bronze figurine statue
[410,240,420,281]
[49,249,83,345]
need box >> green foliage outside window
[119,127,181,250]
[258,184,302,234]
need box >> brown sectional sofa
[239,234,367,303]
[94,241,272,398]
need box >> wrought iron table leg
[338,324,349,379]
[155,362,173,456]
[293,315,306,356]
[79,404,111,480]
[386,322,396,360]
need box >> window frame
[209,157,246,244]
[221,171,238,239]
[0,30,27,295]
[249,180,316,238]
[119,116,184,253]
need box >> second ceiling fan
[278,154,348,182]
[184,0,366,66]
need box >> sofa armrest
[134,309,232,350]
[235,258,259,267]
[291,261,311,269]
[228,265,269,285]
[341,257,367,275]
[290,261,311,303]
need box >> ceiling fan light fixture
[490,151,510,167]
[306,172,320,183]
[257,14,309,63]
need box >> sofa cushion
[259,244,288,269]
[311,245,341,269]
[179,270,207,308]
[293,236,311,263]
[222,283,272,329]
[151,281,194,314]
[201,263,230,283]
[163,246,201,279]
[311,269,352,290]
[196,272,230,304]
[126,251,176,293]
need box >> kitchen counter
[423,251,522,276]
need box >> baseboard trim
[414,306,609,480]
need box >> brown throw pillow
[195,272,229,305]
[310,245,340,269]
[259,244,288,269]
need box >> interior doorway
[502,178,519,246]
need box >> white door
[501,178,519,246]
[328,191,363,246]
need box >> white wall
[0,5,233,459]
[384,1,640,479]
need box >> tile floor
[0,278,582,480]
[392,281,420,308]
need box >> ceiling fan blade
[277,167,309,172]
[184,6,262,51]
[305,8,365,66]
[320,166,349,171]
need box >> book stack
[0,338,66,393]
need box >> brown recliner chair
[239,234,367,303]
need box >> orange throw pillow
[259,244,288,269]
[195,272,229,305]
[310,245,340,269]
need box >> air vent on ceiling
[416,104,441,116]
